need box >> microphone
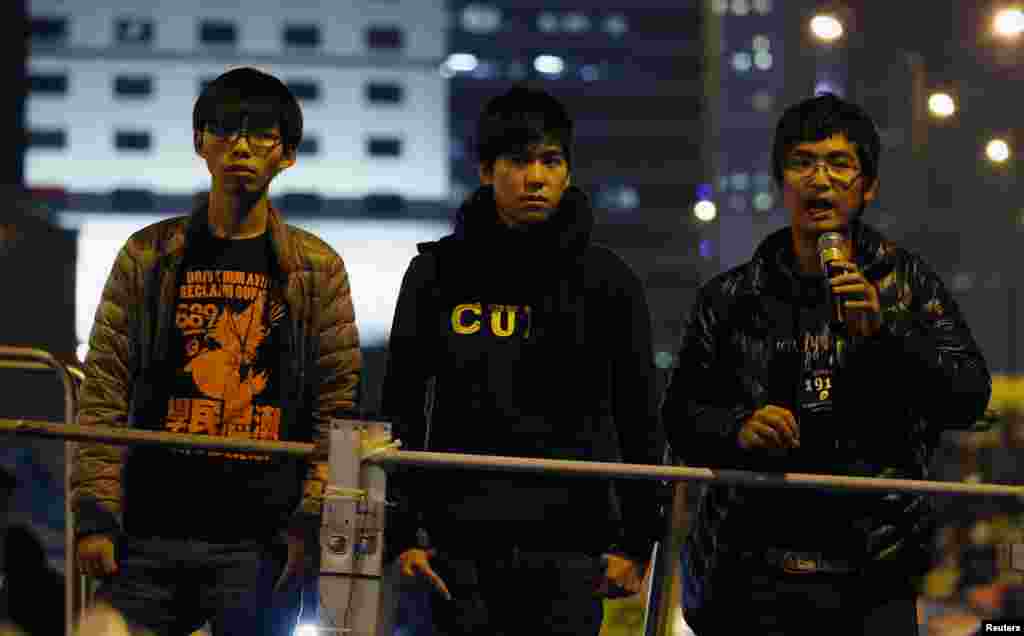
[817,232,847,326]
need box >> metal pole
[0,345,79,636]
[318,419,391,635]
[0,420,1021,498]
[369,450,1024,498]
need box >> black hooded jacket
[381,185,666,562]
[663,222,991,604]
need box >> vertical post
[319,419,390,635]
[653,481,691,636]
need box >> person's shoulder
[121,215,188,259]
[284,224,344,270]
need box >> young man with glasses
[71,67,362,635]
[662,93,990,634]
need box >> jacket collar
[443,184,594,257]
[748,222,899,297]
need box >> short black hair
[772,92,881,188]
[193,67,303,155]
[475,85,573,170]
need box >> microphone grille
[817,232,845,252]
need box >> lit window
[283,24,321,48]
[461,4,502,34]
[754,173,773,188]
[753,0,773,14]
[199,20,236,45]
[563,12,591,33]
[814,79,843,97]
[753,192,774,211]
[754,50,773,70]
[752,35,770,51]
[751,90,774,112]
[28,129,66,149]
[286,79,320,102]
[603,14,628,37]
[366,82,404,104]
[114,131,151,152]
[534,55,565,76]
[367,137,402,158]
[537,12,559,33]
[29,73,68,95]
[717,176,730,191]
[597,185,639,211]
[731,51,752,73]
[655,351,677,369]
[731,0,750,16]
[730,173,750,191]
[114,75,153,98]
[579,65,601,82]
[711,0,729,15]
[366,26,403,50]
[443,52,479,75]
[31,17,67,45]
[471,60,499,80]
[115,18,154,46]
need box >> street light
[694,200,717,222]
[810,14,844,42]
[994,6,1024,38]
[986,138,1011,163]
[927,92,956,118]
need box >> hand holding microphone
[817,232,882,337]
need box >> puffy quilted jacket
[662,222,991,604]
[71,202,361,539]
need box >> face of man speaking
[480,142,571,229]
[781,132,878,245]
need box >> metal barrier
[2,416,1023,635]
[0,346,82,636]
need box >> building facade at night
[445,0,711,360]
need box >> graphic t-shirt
[163,236,286,452]
[123,230,302,542]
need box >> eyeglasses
[204,124,282,154]
[784,153,861,187]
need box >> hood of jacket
[424,184,594,259]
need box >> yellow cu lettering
[452,303,482,334]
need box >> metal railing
[0,346,82,636]
[2,345,1021,635]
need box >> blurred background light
[810,14,844,42]
[533,54,565,75]
[445,52,479,73]
[994,7,1024,38]
[694,200,717,222]
[986,138,1011,163]
[928,92,957,118]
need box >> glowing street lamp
[994,7,1024,38]
[810,14,844,42]
[986,138,1011,163]
[927,92,956,118]
[694,200,717,222]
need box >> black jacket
[381,186,666,562]
[662,223,990,603]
